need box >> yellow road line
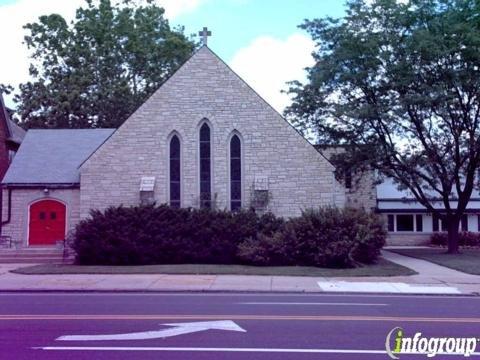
[0,314,478,323]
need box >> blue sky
[0,0,346,111]
[173,0,345,60]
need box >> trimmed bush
[237,207,386,268]
[431,231,480,247]
[73,205,277,265]
[72,204,386,267]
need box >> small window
[416,215,423,232]
[461,215,468,232]
[439,217,465,231]
[50,212,57,220]
[440,218,448,232]
[433,214,439,232]
[387,215,394,232]
[396,214,414,231]
[39,212,46,220]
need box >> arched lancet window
[199,123,211,208]
[169,135,181,208]
[230,134,241,211]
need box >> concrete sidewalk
[0,251,479,295]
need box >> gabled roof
[2,129,114,186]
[0,94,25,145]
[81,45,334,170]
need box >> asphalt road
[1,292,480,359]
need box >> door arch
[28,199,66,246]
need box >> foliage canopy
[286,0,480,252]
[15,0,195,129]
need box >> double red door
[29,200,66,246]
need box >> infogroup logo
[385,327,478,359]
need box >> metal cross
[198,27,212,46]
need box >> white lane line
[36,346,387,354]
[34,346,480,356]
[239,302,388,306]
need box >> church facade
[1,46,345,247]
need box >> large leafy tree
[286,0,480,253]
[15,0,195,129]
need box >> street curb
[0,289,477,297]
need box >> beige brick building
[1,46,345,247]
[317,146,376,211]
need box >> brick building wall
[1,188,80,246]
[319,147,376,210]
[0,107,11,182]
[80,46,345,219]
[386,233,431,246]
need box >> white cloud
[0,0,84,106]
[158,0,208,18]
[0,0,206,107]
[229,33,315,114]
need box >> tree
[0,84,13,96]
[15,0,195,129]
[286,0,480,253]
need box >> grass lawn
[11,258,416,277]
[389,248,480,275]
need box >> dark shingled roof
[2,129,115,186]
[0,94,25,145]
[8,119,25,144]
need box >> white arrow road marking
[239,302,388,306]
[56,320,246,341]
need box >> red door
[29,200,66,246]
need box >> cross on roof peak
[198,27,212,46]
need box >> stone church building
[1,45,345,247]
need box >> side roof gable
[3,129,114,185]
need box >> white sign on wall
[140,176,155,191]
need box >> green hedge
[237,208,386,268]
[431,231,480,247]
[72,205,386,267]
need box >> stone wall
[80,47,345,219]
[1,188,80,247]
[320,147,376,210]
[386,233,431,246]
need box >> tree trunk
[446,216,460,254]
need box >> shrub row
[431,231,480,247]
[237,208,386,267]
[72,205,386,268]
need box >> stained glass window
[200,123,211,208]
[230,135,241,211]
[170,135,181,208]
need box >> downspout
[1,188,12,227]
[332,171,336,205]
